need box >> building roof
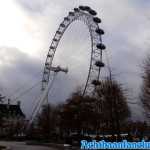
[0,103,25,118]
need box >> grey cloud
[5,0,150,120]
[0,47,43,115]
[16,0,51,14]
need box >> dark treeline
[1,56,150,143]
[27,68,150,143]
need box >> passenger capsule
[44,71,48,74]
[50,46,55,49]
[79,6,86,11]
[47,54,52,57]
[84,6,91,11]
[93,17,101,23]
[74,8,79,12]
[69,12,75,16]
[92,80,101,86]
[53,38,58,42]
[45,63,49,66]
[56,31,62,35]
[60,23,65,28]
[95,61,105,67]
[96,43,106,50]
[42,79,47,82]
[89,9,97,16]
[95,28,104,35]
[64,17,70,21]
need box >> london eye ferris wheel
[42,6,106,99]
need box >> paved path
[0,141,57,150]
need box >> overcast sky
[0,0,150,120]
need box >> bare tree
[140,55,150,121]
[96,78,130,136]
[37,104,58,140]
[60,89,97,136]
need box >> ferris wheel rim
[42,6,106,96]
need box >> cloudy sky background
[0,0,150,120]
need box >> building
[0,101,26,138]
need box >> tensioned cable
[13,80,41,103]
[28,86,43,116]
[8,71,42,100]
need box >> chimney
[8,99,10,105]
[17,101,21,106]
[7,99,10,110]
